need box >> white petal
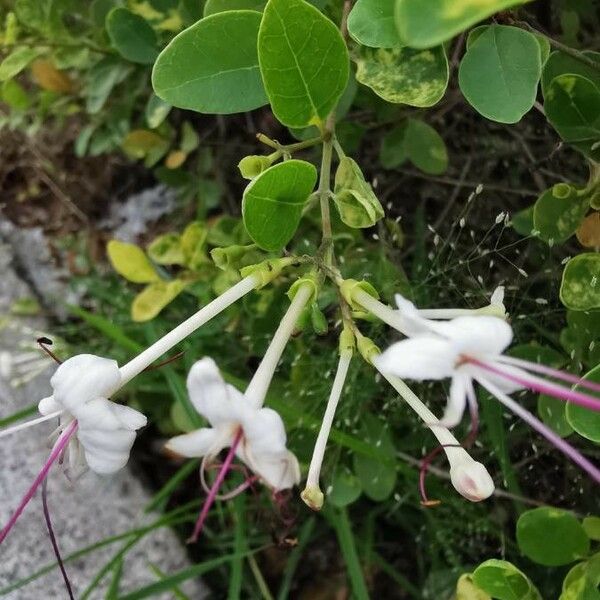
[76,398,122,430]
[240,407,288,455]
[165,428,225,458]
[440,374,469,428]
[432,316,513,357]
[374,336,457,381]
[77,428,136,475]
[109,403,147,430]
[186,358,244,426]
[51,354,121,415]
[38,395,61,415]
[394,294,431,335]
[490,286,504,307]
[240,447,300,490]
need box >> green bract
[355,45,448,108]
[258,0,349,128]
[560,253,600,311]
[395,0,531,49]
[458,25,542,124]
[152,11,268,114]
[533,184,589,245]
[544,74,600,161]
[242,159,317,251]
[333,157,384,228]
[347,0,397,49]
[566,364,600,442]
[516,508,590,567]
[106,8,159,65]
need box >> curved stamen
[468,357,600,412]
[188,428,243,543]
[477,376,600,483]
[0,420,78,545]
[0,410,63,440]
[200,460,258,500]
[496,355,600,394]
[37,337,62,365]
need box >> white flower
[166,358,300,491]
[38,354,147,475]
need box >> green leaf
[404,119,448,174]
[145,94,172,128]
[333,156,384,228]
[242,159,317,251]
[533,183,589,245]
[541,50,600,97]
[106,8,159,65]
[511,205,535,236]
[456,574,492,600]
[355,45,448,108]
[458,25,542,124]
[544,74,600,161]
[560,253,600,311]
[380,124,408,169]
[347,0,397,48]
[0,47,42,81]
[2,79,30,110]
[204,0,266,15]
[181,221,209,269]
[538,395,574,437]
[131,280,187,322]
[85,56,132,114]
[566,363,600,442]
[258,0,349,128]
[583,517,600,541]
[560,555,600,600]
[517,507,590,567]
[353,414,396,501]
[472,559,540,600]
[238,155,275,179]
[327,468,362,507]
[153,11,268,114]
[395,0,531,49]
[147,233,186,265]
[107,240,161,283]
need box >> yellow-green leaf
[131,280,187,321]
[107,240,160,283]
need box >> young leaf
[541,50,600,97]
[107,240,161,283]
[147,233,186,265]
[404,119,448,175]
[106,8,159,65]
[131,280,187,322]
[181,222,209,269]
[395,0,531,49]
[152,11,268,114]
[516,508,590,566]
[242,159,317,251]
[327,469,362,507]
[0,47,43,81]
[333,156,384,228]
[145,95,172,129]
[560,253,600,311]
[533,183,589,245]
[85,57,132,114]
[258,0,349,128]
[472,559,540,600]
[566,363,600,443]
[355,45,448,108]
[347,0,397,49]
[458,25,542,124]
[544,74,600,161]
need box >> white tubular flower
[38,354,147,475]
[166,358,299,490]
[375,294,600,484]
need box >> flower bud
[449,458,494,502]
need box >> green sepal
[310,302,328,335]
[287,272,320,304]
[339,278,380,311]
[238,152,280,180]
[240,256,295,288]
[339,327,355,356]
[356,334,380,364]
[210,244,254,271]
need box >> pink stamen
[0,420,78,545]
[477,376,600,484]
[188,428,243,543]
[496,355,600,394]
[467,358,600,412]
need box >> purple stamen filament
[466,357,600,412]
[0,419,78,545]
[188,427,244,544]
[42,478,74,599]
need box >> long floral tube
[353,290,408,334]
[477,376,600,483]
[0,410,63,440]
[0,420,78,544]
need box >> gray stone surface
[0,232,207,599]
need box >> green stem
[318,135,334,265]
[256,133,322,154]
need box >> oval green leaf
[533,183,589,245]
[107,240,161,284]
[242,159,317,251]
[147,233,186,265]
[566,363,600,442]
[405,119,448,175]
[472,559,539,600]
[347,0,397,49]
[560,253,600,311]
[204,0,266,16]
[395,0,531,49]
[152,11,268,114]
[258,0,349,128]
[327,468,362,507]
[355,45,448,108]
[0,47,43,82]
[544,74,600,161]
[459,25,541,124]
[517,507,590,566]
[106,8,159,65]
[541,50,600,97]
